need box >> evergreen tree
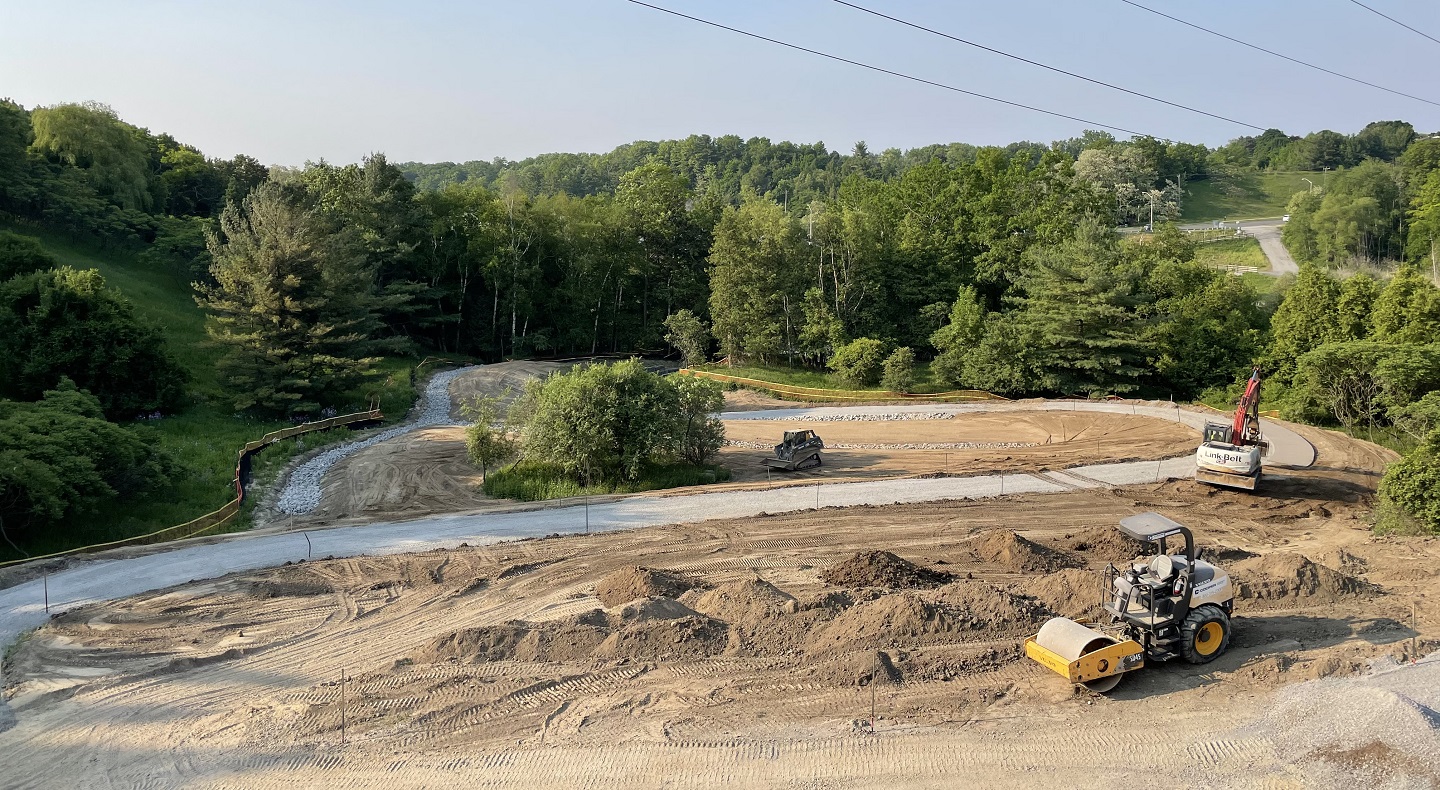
[1266,265,1344,383]
[1372,265,1440,344]
[197,182,396,415]
[1009,221,1151,395]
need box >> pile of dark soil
[820,550,952,589]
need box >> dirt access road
[2,419,1436,788]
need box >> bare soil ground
[288,411,1194,524]
[3,420,1434,788]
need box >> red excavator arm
[1231,368,1263,447]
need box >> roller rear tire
[1180,605,1230,664]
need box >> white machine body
[1195,441,1261,476]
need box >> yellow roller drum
[1026,618,1143,693]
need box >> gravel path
[1248,224,1299,277]
[274,366,474,515]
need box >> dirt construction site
[1,363,1438,789]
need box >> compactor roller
[1026,513,1235,692]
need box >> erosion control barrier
[677,369,1005,403]
[0,408,384,569]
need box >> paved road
[1246,224,1299,276]
[0,401,1313,657]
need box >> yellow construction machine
[1025,513,1234,692]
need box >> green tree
[1144,260,1266,398]
[1372,266,1440,344]
[29,102,153,211]
[0,231,56,281]
[1336,274,1381,340]
[1288,342,1391,428]
[1009,221,1151,396]
[515,359,681,482]
[0,380,175,535]
[707,196,802,363]
[662,308,711,367]
[881,346,917,393]
[1406,169,1440,276]
[462,392,517,479]
[0,267,185,418]
[671,375,725,465]
[929,285,986,386]
[828,337,887,387]
[1379,430,1440,533]
[1266,266,1344,383]
[197,182,396,415]
[798,286,845,365]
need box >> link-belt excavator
[1194,367,1269,491]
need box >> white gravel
[274,366,474,515]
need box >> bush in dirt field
[461,392,517,479]
[509,359,725,483]
[828,337,887,388]
[881,347,917,393]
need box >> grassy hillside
[696,361,947,394]
[1181,172,1328,222]
[0,225,438,560]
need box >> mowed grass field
[1181,171,1326,222]
[0,224,447,560]
[1195,237,1269,271]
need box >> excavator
[1194,367,1269,491]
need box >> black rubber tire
[1179,605,1231,664]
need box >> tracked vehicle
[763,430,824,471]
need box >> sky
[1,0,1438,166]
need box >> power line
[1118,0,1440,109]
[1347,0,1440,47]
[831,0,1265,132]
[622,0,1155,138]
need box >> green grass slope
[1194,237,1269,271]
[1181,172,1328,222]
[0,226,432,560]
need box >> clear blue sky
[1,0,1436,165]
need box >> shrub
[0,231,56,281]
[828,337,887,388]
[881,347,916,393]
[1378,431,1440,534]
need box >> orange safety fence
[677,368,1005,402]
[0,408,384,569]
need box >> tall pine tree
[197,182,395,415]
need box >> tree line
[2,98,1440,533]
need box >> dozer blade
[1026,618,1143,693]
[1195,466,1259,491]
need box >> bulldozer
[1195,367,1269,490]
[763,429,824,471]
[1025,512,1234,692]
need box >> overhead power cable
[831,0,1265,132]
[622,0,1155,138]
[1118,0,1440,109]
[1346,0,1440,47]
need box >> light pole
[1302,177,1314,193]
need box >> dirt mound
[820,551,952,589]
[1063,526,1147,564]
[1233,553,1375,602]
[688,579,796,623]
[595,566,699,607]
[613,597,702,623]
[415,619,609,664]
[247,579,332,598]
[806,592,961,653]
[971,530,1081,573]
[1020,568,1104,619]
[594,616,729,661]
[930,579,1052,632]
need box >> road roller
[1025,512,1234,692]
